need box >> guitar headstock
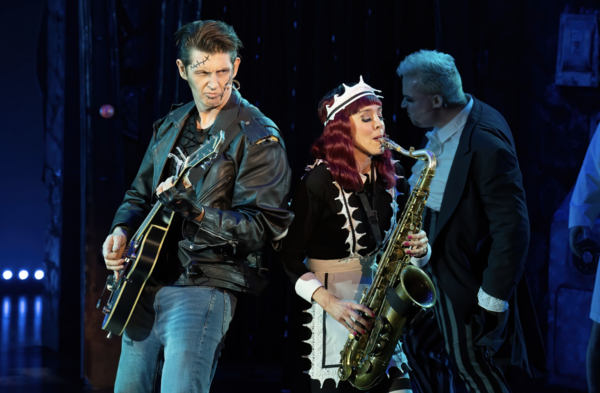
[185,130,225,171]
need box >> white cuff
[477,287,509,312]
[295,272,324,303]
[410,245,431,268]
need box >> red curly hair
[312,85,395,191]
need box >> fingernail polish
[403,241,410,246]
[362,330,367,334]
[407,235,412,239]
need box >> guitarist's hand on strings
[102,226,128,281]
[156,175,205,222]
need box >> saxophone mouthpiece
[380,137,401,153]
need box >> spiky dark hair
[174,20,243,67]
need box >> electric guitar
[100,131,225,338]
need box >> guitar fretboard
[132,200,164,244]
[126,131,224,248]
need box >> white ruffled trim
[477,287,509,312]
[332,181,366,256]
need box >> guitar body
[99,130,225,338]
[102,216,171,337]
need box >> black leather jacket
[110,90,293,295]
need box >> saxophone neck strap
[356,164,383,250]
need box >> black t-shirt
[169,109,212,177]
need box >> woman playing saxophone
[275,77,431,392]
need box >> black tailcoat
[425,96,547,376]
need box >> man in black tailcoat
[397,49,547,393]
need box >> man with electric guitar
[101,20,293,393]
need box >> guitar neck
[130,169,190,244]
[127,132,222,246]
[131,200,165,244]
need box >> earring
[232,79,240,91]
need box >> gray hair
[396,49,467,106]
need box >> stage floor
[0,294,585,392]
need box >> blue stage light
[18,270,28,280]
[34,270,44,280]
[2,270,12,280]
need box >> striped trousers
[402,276,511,393]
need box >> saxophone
[338,137,437,390]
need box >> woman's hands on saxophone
[312,287,376,335]
[404,230,429,258]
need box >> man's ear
[232,57,241,78]
[432,95,444,109]
[176,59,188,80]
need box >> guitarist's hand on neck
[156,176,205,223]
[102,226,128,281]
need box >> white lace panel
[303,302,342,388]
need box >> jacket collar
[455,94,482,157]
[211,89,243,135]
[433,95,474,145]
[168,101,196,130]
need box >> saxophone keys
[358,360,374,374]
[392,248,404,260]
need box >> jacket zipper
[184,240,228,250]
[199,226,238,255]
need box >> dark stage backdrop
[34,0,600,391]
[0,1,46,286]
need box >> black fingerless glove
[157,186,203,221]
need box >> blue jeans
[114,286,237,393]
